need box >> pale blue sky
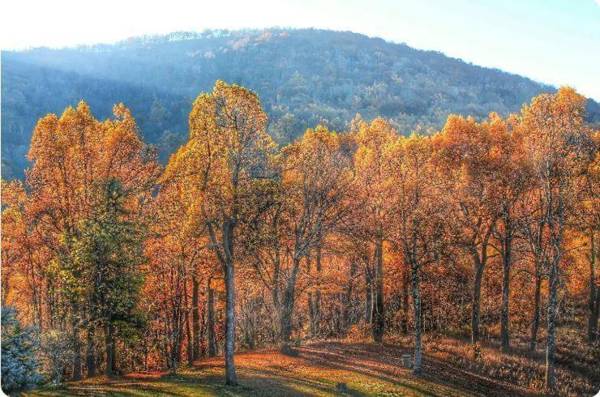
[1,0,599,100]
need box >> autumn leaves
[2,82,598,392]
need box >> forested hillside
[3,83,599,396]
[3,28,599,179]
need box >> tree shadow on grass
[165,371,368,397]
[26,381,184,397]
[298,342,539,397]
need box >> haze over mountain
[2,28,599,179]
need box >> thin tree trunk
[471,262,484,346]
[592,291,600,342]
[500,261,510,351]
[314,245,322,337]
[373,236,385,343]
[411,261,422,374]
[530,269,542,351]
[308,291,315,336]
[86,325,96,377]
[500,212,513,352]
[185,302,193,365]
[343,260,357,331]
[224,258,237,385]
[280,256,301,350]
[544,260,559,391]
[545,195,564,392]
[192,275,201,360]
[401,268,409,334]
[105,322,115,377]
[588,231,598,343]
[365,265,373,324]
[207,279,217,357]
[72,314,82,381]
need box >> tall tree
[352,118,398,342]
[72,179,146,376]
[25,102,159,379]
[576,131,600,343]
[277,126,352,351]
[488,116,531,352]
[388,134,446,373]
[518,88,594,391]
[435,114,504,347]
[144,176,207,370]
[163,81,275,385]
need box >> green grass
[24,341,543,397]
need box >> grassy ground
[25,340,559,397]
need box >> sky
[1,0,599,100]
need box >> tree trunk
[500,261,510,351]
[544,260,559,391]
[72,315,82,381]
[411,261,422,374]
[105,322,115,377]
[315,246,322,337]
[280,256,302,350]
[591,291,600,343]
[500,214,513,352]
[401,268,409,334]
[365,265,373,324]
[308,292,316,336]
[530,268,542,351]
[343,260,357,332]
[588,231,598,343]
[207,280,217,357]
[372,236,385,343]
[185,304,193,365]
[224,259,237,385]
[471,262,484,346]
[192,275,201,360]
[86,325,96,377]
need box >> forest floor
[25,335,600,397]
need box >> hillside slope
[24,337,599,396]
[3,28,599,178]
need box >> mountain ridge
[2,28,599,179]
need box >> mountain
[2,28,599,179]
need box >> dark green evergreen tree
[73,179,145,376]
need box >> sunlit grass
[25,335,599,397]
[26,343,468,397]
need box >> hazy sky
[1,0,599,100]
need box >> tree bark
[591,291,600,343]
[500,261,510,351]
[530,269,542,351]
[401,268,409,334]
[471,262,484,346]
[224,258,237,385]
[411,261,422,374]
[588,231,598,343]
[207,279,217,357]
[372,236,385,343]
[544,259,559,391]
[72,314,82,381]
[365,265,373,324]
[280,256,302,350]
[343,260,357,332]
[105,321,115,377]
[86,325,96,378]
[313,246,322,337]
[185,302,193,365]
[192,275,201,360]
[545,194,564,392]
[500,212,513,352]
[211,218,237,385]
